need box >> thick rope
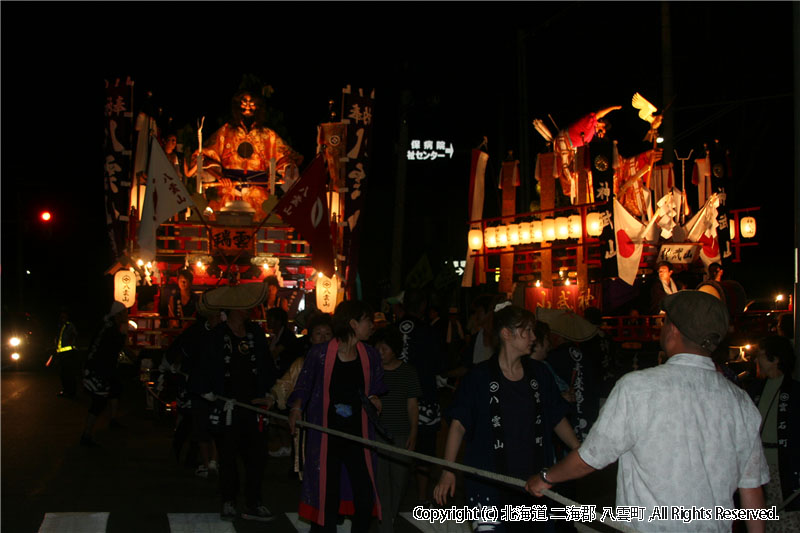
[207,392,639,533]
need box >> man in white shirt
[526,290,770,532]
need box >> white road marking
[399,512,473,533]
[286,512,352,532]
[38,512,109,533]
[167,513,237,533]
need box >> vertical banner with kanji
[104,77,134,259]
[317,122,347,184]
[341,86,375,293]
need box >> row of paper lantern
[469,213,605,250]
[470,214,757,251]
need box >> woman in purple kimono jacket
[288,300,387,532]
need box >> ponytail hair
[490,301,535,351]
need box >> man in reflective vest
[56,309,79,398]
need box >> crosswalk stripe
[167,513,236,533]
[397,512,603,533]
[38,512,109,533]
[38,511,477,532]
[285,512,352,532]
[399,512,473,533]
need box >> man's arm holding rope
[738,487,766,533]
[525,449,596,497]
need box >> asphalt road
[1,369,617,533]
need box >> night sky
[1,2,795,339]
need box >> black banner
[341,86,375,293]
[103,77,134,258]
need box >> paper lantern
[729,223,735,241]
[316,273,339,314]
[568,215,582,239]
[555,217,569,240]
[496,225,509,247]
[740,216,756,239]
[484,227,498,248]
[586,212,603,237]
[542,219,556,241]
[507,224,520,245]
[114,270,136,308]
[531,221,543,243]
[468,228,483,250]
[519,222,532,244]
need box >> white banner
[657,244,699,264]
[137,137,196,260]
[462,149,489,287]
[613,198,646,286]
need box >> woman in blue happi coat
[434,302,579,532]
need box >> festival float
[463,92,769,369]
[102,78,375,351]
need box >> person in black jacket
[80,301,129,446]
[747,335,800,527]
[395,288,444,504]
[192,292,278,522]
[164,303,223,477]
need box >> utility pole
[661,1,675,164]
[793,2,799,366]
[516,29,531,213]
[390,86,411,295]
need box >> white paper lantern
[568,215,582,239]
[586,212,603,237]
[114,270,137,308]
[507,224,520,245]
[740,216,756,239]
[316,273,339,314]
[542,219,556,242]
[484,227,498,248]
[555,217,569,240]
[468,228,483,250]
[531,221,543,243]
[519,222,532,244]
[496,225,509,247]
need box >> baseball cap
[661,290,729,351]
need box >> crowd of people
[69,267,799,532]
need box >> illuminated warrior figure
[200,91,303,221]
[555,106,621,204]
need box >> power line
[673,93,791,112]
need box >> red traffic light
[40,211,52,222]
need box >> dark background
[1,2,795,342]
